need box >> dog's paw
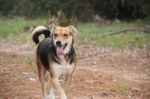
[61,94,67,99]
[46,95,55,99]
[43,96,50,99]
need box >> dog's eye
[64,34,68,37]
[54,34,58,37]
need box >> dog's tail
[32,26,51,44]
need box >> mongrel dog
[32,25,78,99]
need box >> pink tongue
[56,47,64,55]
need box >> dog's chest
[52,62,75,77]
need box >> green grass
[0,16,149,49]
[77,20,150,49]
[25,57,34,66]
[115,85,131,95]
[0,17,46,43]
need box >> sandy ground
[0,39,150,99]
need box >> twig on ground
[103,28,150,36]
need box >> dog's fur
[32,25,78,99]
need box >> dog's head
[51,25,78,56]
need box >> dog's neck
[58,55,67,65]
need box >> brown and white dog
[32,25,78,99]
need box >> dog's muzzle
[56,41,67,55]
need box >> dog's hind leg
[37,61,47,99]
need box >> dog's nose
[56,41,62,46]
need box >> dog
[32,25,78,99]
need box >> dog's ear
[69,25,78,36]
[50,24,56,36]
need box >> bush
[0,0,149,21]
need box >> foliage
[0,0,149,21]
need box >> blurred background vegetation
[0,0,150,21]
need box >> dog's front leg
[51,77,67,99]
[65,72,73,94]
[47,82,55,99]
[47,87,55,99]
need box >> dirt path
[0,40,150,99]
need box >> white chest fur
[52,62,75,78]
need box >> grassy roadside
[0,17,149,49]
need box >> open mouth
[56,43,67,55]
